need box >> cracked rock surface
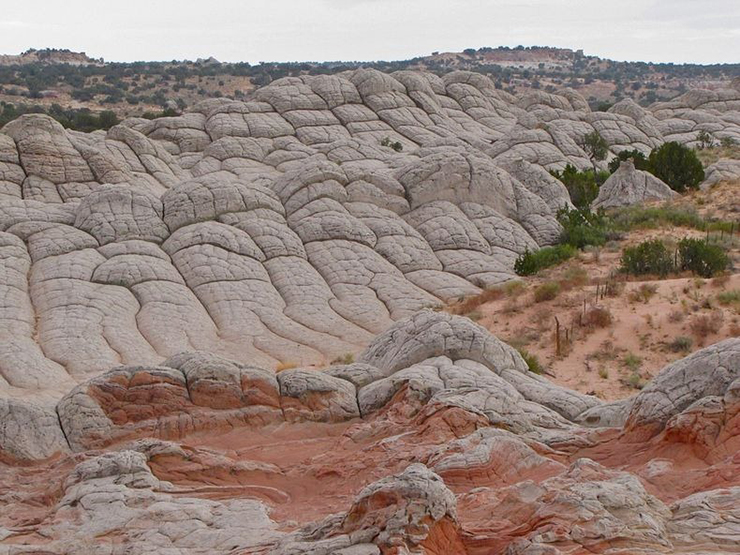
[1,312,739,554]
[1,72,740,554]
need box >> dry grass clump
[622,352,642,371]
[450,281,526,315]
[694,143,740,166]
[275,361,297,372]
[331,353,355,365]
[717,289,740,306]
[534,281,560,303]
[628,283,658,303]
[667,336,693,353]
[625,372,646,390]
[467,310,483,321]
[559,265,589,290]
[582,306,613,328]
[688,311,724,342]
[668,308,686,323]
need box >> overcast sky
[1,0,738,65]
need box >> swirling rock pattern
[1,71,740,554]
[0,313,739,553]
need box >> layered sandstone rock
[1,313,738,553]
[1,72,740,554]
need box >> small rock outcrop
[592,159,678,209]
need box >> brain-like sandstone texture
[0,72,739,404]
[1,71,740,554]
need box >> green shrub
[610,205,735,234]
[677,238,729,278]
[620,239,674,277]
[627,372,645,389]
[514,244,577,276]
[608,149,649,173]
[696,130,715,149]
[534,281,561,302]
[717,290,740,305]
[623,353,642,371]
[380,136,403,152]
[550,165,608,209]
[580,130,609,162]
[648,142,705,192]
[518,348,543,374]
[628,283,658,303]
[557,206,611,248]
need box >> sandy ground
[453,216,740,402]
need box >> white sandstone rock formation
[592,159,678,210]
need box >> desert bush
[648,142,705,192]
[580,130,609,163]
[668,336,693,353]
[466,310,482,321]
[677,238,730,278]
[534,281,561,303]
[696,130,715,149]
[623,352,642,371]
[611,204,702,231]
[514,244,577,276]
[560,265,589,289]
[608,149,650,173]
[717,289,740,305]
[620,240,674,277]
[628,283,659,303]
[550,165,608,209]
[517,348,543,374]
[380,136,403,152]
[626,372,645,389]
[689,311,724,340]
[583,306,613,328]
[598,367,609,379]
[557,206,612,248]
[667,308,685,322]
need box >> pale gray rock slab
[359,310,528,376]
[576,397,635,428]
[17,449,283,554]
[324,362,387,389]
[668,487,740,551]
[2,114,94,185]
[277,368,359,422]
[593,159,678,210]
[625,338,740,436]
[702,158,740,189]
[0,398,69,461]
[500,368,601,422]
[74,184,169,245]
